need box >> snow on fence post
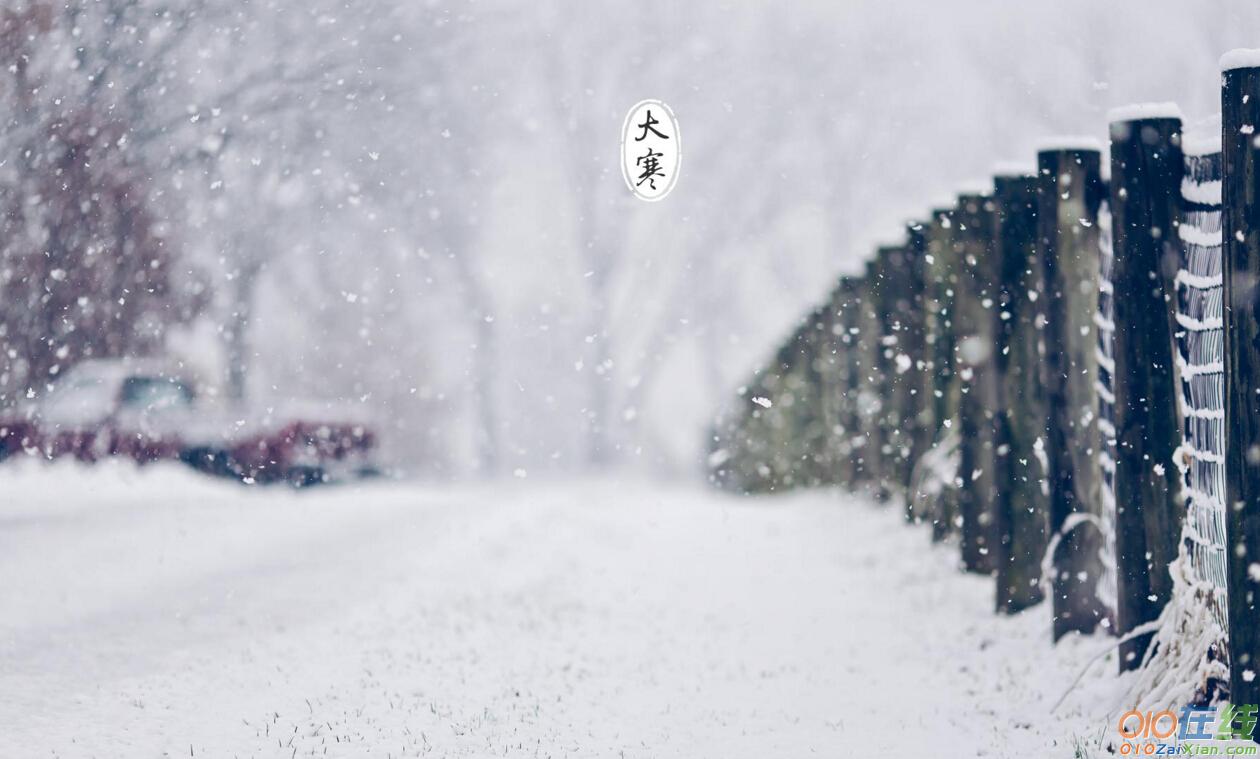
[1221,50,1260,705]
[1106,106,1187,670]
[1037,142,1111,639]
[992,171,1051,613]
[954,191,1001,574]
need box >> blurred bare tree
[0,2,205,402]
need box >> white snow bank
[1221,48,1260,72]
[0,469,1124,758]
[1107,102,1182,123]
[0,457,240,519]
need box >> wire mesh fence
[1174,143,1230,653]
[1095,200,1119,620]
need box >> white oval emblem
[621,99,680,201]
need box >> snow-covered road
[0,462,1116,757]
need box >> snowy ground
[0,461,1126,758]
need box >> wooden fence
[709,51,1260,712]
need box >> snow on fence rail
[708,50,1260,714]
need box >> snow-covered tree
[0,1,206,403]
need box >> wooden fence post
[836,277,865,488]
[786,317,824,489]
[810,295,837,486]
[875,246,900,497]
[857,258,890,500]
[798,305,830,487]
[1222,51,1260,705]
[921,206,963,538]
[993,171,1050,613]
[849,275,870,487]
[851,268,875,488]
[955,191,1001,574]
[745,319,812,492]
[764,328,803,491]
[1107,107,1187,669]
[819,281,852,487]
[904,221,935,511]
[1038,144,1110,639]
[877,241,921,497]
[733,368,774,493]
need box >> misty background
[2,0,1258,479]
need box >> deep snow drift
[0,462,1124,757]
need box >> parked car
[0,359,377,486]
